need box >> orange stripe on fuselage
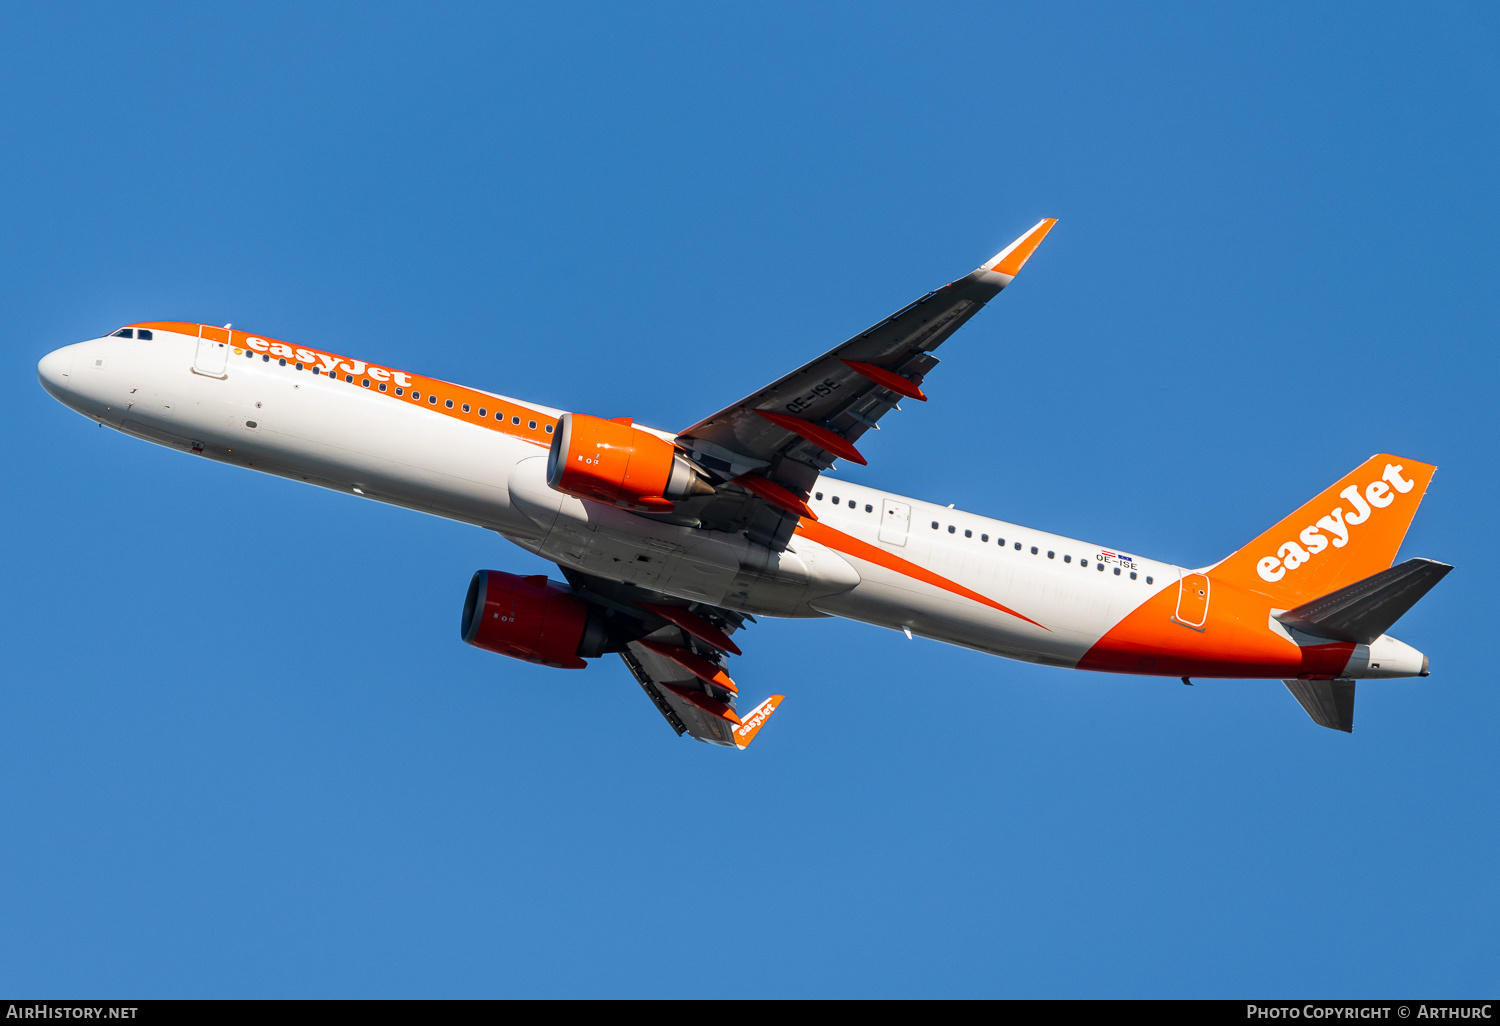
[796,518,1048,630]
[136,322,559,448]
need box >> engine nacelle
[546,413,713,512]
[460,570,608,669]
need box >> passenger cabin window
[512,416,520,425]
[1047,551,1055,558]
[446,399,454,408]
[545,424,553,433]
[964,529,972,538]
[981,534,988,542]
[931,521,939,529]
[1030,546,1038,554]
[1130,571,1137,580]
[1064,555,1072,563]
[865,504,873,513]
[815,492,823,500]
[478,408,487,417]
[1013,542,1021,550]
[831,496,840,505]
[948,525,955,534]
[529,420,538,430]
[848,500,855,509]
[1146,576,1154,584]
[462,403,470,413]
[1114,567,1121,575]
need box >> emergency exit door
[879,498,911,546]
[193,325,230,378]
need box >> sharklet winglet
[981,218,1058,278]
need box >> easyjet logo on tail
[1256,464,1416,583]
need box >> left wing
[559,567,784,749]
[622,644,785,749]
[671,219,1056,548]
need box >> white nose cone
[37,346,75,399]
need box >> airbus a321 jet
[36,220,1449,745]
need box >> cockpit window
[111,328,134,338]
[137,329,153,340]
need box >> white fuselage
[35,328,1423,680]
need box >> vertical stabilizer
[1211,454,1436,605]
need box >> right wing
[671,219,1057,549]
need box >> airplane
[35,219,1450,746]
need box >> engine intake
[460,570,609,669]
[546,413,713,511]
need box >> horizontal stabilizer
[1283,679,1356,733]
[1276,557,1453,645]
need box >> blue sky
[2,2,1496,997]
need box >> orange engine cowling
[460,570,608,669]
[546,413,714,511]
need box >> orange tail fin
[1210,454,1437,605]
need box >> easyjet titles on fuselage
[241,336,413,387]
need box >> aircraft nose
[37,345,76,399]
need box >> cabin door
[1173,573,1210,631]
[193,325,230,378]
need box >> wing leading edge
[671,219,1057,549]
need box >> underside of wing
[559,567,783,749]
[667,219,1056,549]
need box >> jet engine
[460,570,610,669]
[546,413,714,512]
